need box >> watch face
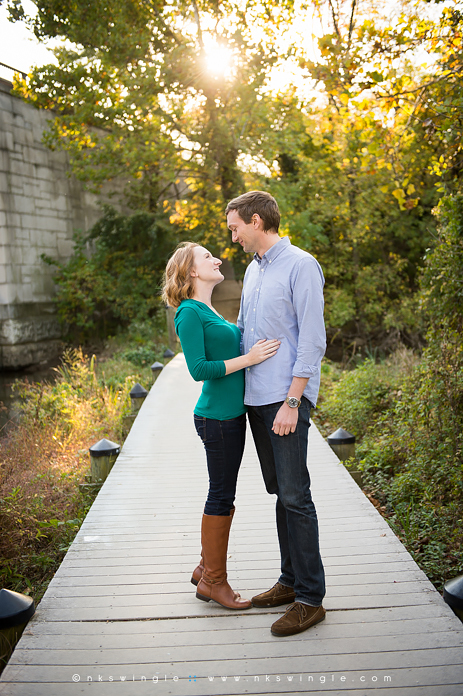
[287,397,300,408]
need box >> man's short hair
[225,191,280,233]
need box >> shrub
[42,206,179,342]
[316,355,406,441]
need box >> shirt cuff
[292,360,320,379]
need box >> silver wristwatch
[285,396,301,408]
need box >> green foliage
[420,194,463,336]
[315,194,463,591]
[316,350,463,590]
[11,0,296,226]
[0,477,88,600]
[42,207,177,342]
[262,1,447,353]
[316,358,399,440]
[247,1,461,355]
[122,346,158,367]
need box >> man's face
[227,209,259,254]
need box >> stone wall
[0,79,116,369]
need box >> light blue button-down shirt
[237,236,326,407]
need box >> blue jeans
[248,398,325,606]
[194,413,246,516]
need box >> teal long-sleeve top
[174,299,246,420]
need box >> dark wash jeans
[194,413,246,516]
[248,397,325,606]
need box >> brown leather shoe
[271,602,326,636]
[252,582,296,608]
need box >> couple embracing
[162,191,326,637]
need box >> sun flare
[204,44,233,78]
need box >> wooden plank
[37,581,437,612]
[17,613,461,648]
[45,571,428,596]
[46,568,426,590]
[11,629,463,665]
[27,593,442,622]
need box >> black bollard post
[327,427,356,460]
[129,383,149,414]
[88,438,121,484]
[150,361,164,383]
[163,348,175,364]
[327,427,362,486]
[444,575,463,622]
[0,589,35,669]
[122,383,149,433]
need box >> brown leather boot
[190,557,203,587]
[191,507,235,586]
[196,512,251,610]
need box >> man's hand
[272,402,299,436]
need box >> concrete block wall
[0,79,118,368]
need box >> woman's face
[191,246,224,285]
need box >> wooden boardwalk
[1,354,462,695]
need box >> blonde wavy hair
[161,241,200,309]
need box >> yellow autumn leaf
[339,93,350,106]
[392,189,406,202]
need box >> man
[226,190,326,637]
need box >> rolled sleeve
[292,360,320,379]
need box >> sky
[0,0,57,82]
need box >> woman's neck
[191,283,214,307]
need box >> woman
[162,242,279,609]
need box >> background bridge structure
[1,354,462,695]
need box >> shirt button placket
[253,264,264,339]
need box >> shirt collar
[254,236,290,265]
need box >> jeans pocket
[194,415,207,443]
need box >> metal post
[129,382,148,414]
[0,589,35,670]
[150,361,164,383]
[88,438,121,484]
[327,427,362,486]
[163,348,175,363]
[444,575,463,622]
[327,427,356,460]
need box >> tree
[42,206,179,341]
[257,0,459,355]
[10,0,296,250]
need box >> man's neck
[256,233,281,258]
